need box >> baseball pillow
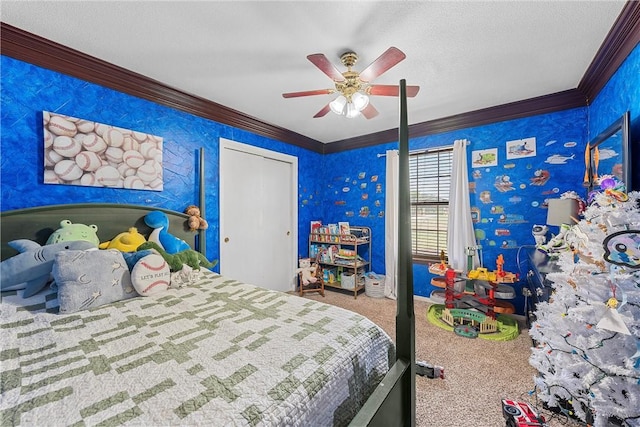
[131,254,171,296]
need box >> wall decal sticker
[544,153,575,164]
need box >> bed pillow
[53,249,137,314]
[130,254,171,296]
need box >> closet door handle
[224,237,230,243]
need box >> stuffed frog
[46,220,100,246]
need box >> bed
[1,83,415,427]
[0,204,395,426]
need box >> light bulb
[352,92,369,111]
[329,95,347,115]
[345,102,360,118]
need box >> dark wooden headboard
[0,203,199,261]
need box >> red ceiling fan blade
[282,89,333,98]
[367,84,420,97]
[358,47,406,83]
[307,54,346,82]
[361,103,379,119]
[313,104,332,118]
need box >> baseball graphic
[54,159,83,181]
[43,112,163,190]
[104,146,124,163]
[44,169,60,184]
[80,173,97,186]
[123,150,145,168]
[139,142,158,159]
[94,165,121,187]
[103,128,124,147]
[48,115,77,137]
[75,151,102,172]
[53,136,82,158]
[81,133,107,153]
[75,120,95,133]
[123,175,145,189]
[131,254,170,296]
[136,164,158,183]
[44,129,54,148]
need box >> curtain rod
[377,141,466,158]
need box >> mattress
[0,270,394,426]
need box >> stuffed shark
[1,239,96,297]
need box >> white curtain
[447,139,479,272]
[384,149,399,300]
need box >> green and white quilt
[0,271,394,426]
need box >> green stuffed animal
[46,220,100,246]
[136,241,217,272]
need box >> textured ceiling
[0,1,627,143]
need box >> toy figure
[296,258,318,286]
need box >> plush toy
[185,205,208,232]
[1,239,96,297]
[531,224,548,246]
[296,258,318,286]
[144,210,190,254]
[46,220,100,246]
[137,241,217,272]
[99,227,147,252]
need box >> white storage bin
[365,274,385,298]
[341,273,355,289]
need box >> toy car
[501,399,547,427]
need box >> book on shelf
[310,220,322,235]
[338,221,350,236]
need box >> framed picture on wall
[43,111,163,191]
[506,137,537,159]
[471,148,498,167]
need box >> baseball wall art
[43,111,163,191]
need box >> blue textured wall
[323,108,588,313]
[0,55,324,266]
[322,42,639,313]
[2,40,638,311]
[588,43,640,190]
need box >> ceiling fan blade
[307,54,346,82]
[282,89,333,98]
[367,84,420,97]
[313,104,332,118]
[358,47,406,82]
[361,103,379,119]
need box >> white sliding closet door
[219,138,297,292]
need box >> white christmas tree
[529,176,640,427]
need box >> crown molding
[2,0,638,155]
[0,22,325,154]
[327,0,639,153]
[578,0,640,103]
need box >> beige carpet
[301,289,574,427]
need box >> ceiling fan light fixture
[329,95,347,115]
[345,102,360,118]
[352,91,369,111]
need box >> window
[409,148,453,263]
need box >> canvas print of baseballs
[43,111,163,191]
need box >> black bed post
[198,147,206,256]
[396,79,416,426]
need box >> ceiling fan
[282,47,420,119]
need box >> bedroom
[1,1,640,426]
